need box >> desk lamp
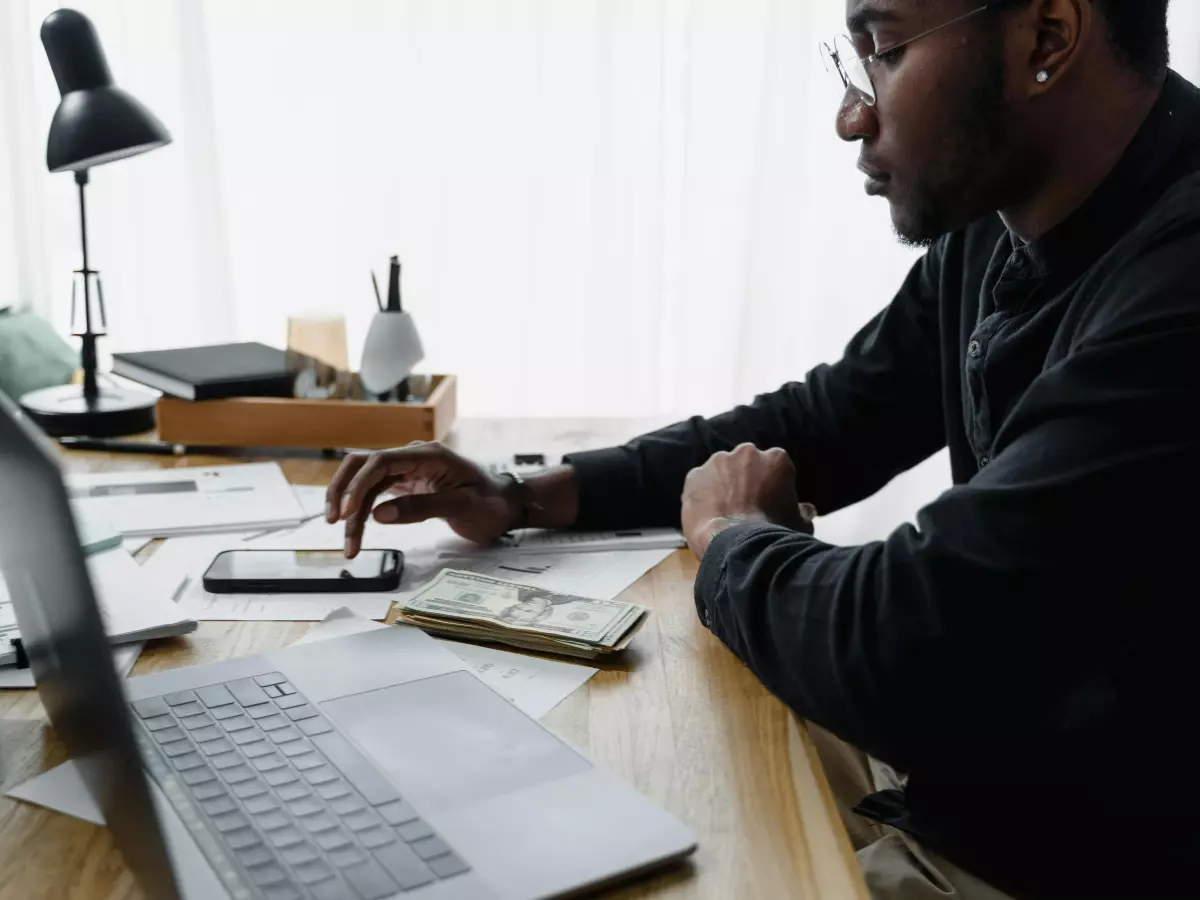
[19,8,172,437]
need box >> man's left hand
[681,443,816,558]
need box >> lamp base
[19,383,157,438]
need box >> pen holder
[360,311,424,400]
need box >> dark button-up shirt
[565,71,1200,898]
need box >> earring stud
[1036,70,1050,84]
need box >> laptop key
[243,794,279,816]
[196,684,235,708]
[286,796,323,818]
[265,768,299,787]
[244,741,276,760]
[172,701,205,718]
[373,841,437,891]
[377,800,418,826]
[247,704,280,720]
[231,729,264,746]
[152,726,187,744]
[281,741,315,759]
[219,715,254,733]
[141,714,175,732]
[275,693,307,711]
[264,684,285,698]
[277,782,312,802]
[162,741,196,758]
[220,765,257,785]
[164,690,198,706]
[281,842,320,867]
[410,836,451,861]
[211,811,251,833]
[253,754,288,773]
[227,678,272,707]
[232,779,269,799]
[340,859,398,900]
[315,828,353,852]
[200,796,237,817]
[277,683,297,695]
[247,863,288,887]
[357,827,396,851]
[293,859,336,886]
[327,845,367,869]
[132,697,170,718]
[255,810,291,832]
[302,765,339,786]
[170,752,207,773]
[428,852,470,880]
[188,777,223,797]
[267,826,305,849]
[208,749,241,768]
[235,845,273,868]
[297,718,333,738]
[397,820,434,843]
[190,726,225,744]
[291,752,324,771]
[309,732,402,806]
[344,809,383,833]
[329,795,366,817]
[211,705,242,721]
[316,781,352,801]
[200,738,235,756]
[179,713,215,730]
[300,812,339,834]
[284,704,320,722]
[255,672,287,687]
[225,828,260,851]
[180,765,216,787]
[268,726,303,744]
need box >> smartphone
[201,549,403,594]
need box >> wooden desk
[0,419,867,900]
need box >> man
[328,1,1200,896]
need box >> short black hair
[1094,0,1170,80]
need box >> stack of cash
[398,569,650,660]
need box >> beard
[891,42,1012,248]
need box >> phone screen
[206,550,398,583]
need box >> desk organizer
[155,374,457,450]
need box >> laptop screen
[0,392,180,899]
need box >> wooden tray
[156,374,457,450]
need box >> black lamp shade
[41,8,171,173]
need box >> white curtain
[1,2,1197,423]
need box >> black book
[111,342,296,401]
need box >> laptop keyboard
[131,672,471,900]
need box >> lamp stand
[19,168,157,438]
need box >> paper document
[88,549,197,642]
[292,607,597,719]
[141,535,394,622]
[5,759,104,826]
[67,462,304,538]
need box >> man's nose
[835,89,878,143]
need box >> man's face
[838,0,1024,246]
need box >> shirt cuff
[561,447,647,530]
[694,521,782,633]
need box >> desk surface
[0,418,866,900]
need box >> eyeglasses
[820,2,997,107]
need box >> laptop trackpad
[321,670,589,812]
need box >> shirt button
[968,340,982,359]
[979,455,991,468]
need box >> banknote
[401,569,649,652]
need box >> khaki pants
[808,725,1019,900]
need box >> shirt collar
[1017,70,1200,277]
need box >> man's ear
[1023,0,1091,95]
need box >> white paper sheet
[88,549,196,642]
[5,758,104,825]
[292,608,598,720]
[67,462,305,538]
[140,535,395,622]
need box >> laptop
[0,393,696,900]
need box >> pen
[371,271,384,312]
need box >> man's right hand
[325,443,518,557]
